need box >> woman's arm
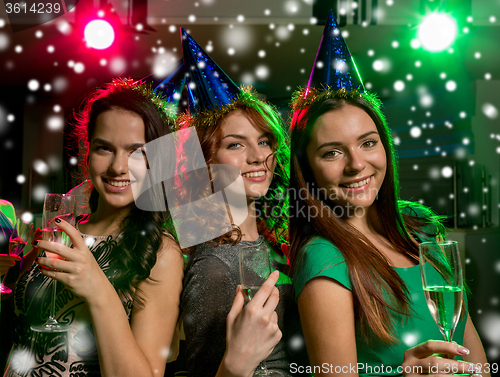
[298,276,478,377]
[0,229,40,297]
[297,276,358,377]
[463,315,490,377]
[94,235,184,376]
[37,220,184,377]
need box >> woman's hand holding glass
[402,340,480,376]
[36,219,109,305]
[220,270,282,377]
[1,219,33,294]
[1,227,41,291]
[402,241,480,376]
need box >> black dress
[181,236,310,377]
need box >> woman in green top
[287,10,489,377]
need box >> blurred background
[0,0,499,372]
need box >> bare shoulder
[149,234,184,280]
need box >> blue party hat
[181,28,241,114]
[153,59,187,112]
[306,9,364,94]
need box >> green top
[293,236,467,376]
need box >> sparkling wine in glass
[42,228,71,259]
[239,243,283,377]
[31,193,75,333]
[0,219,33,294]
[241,286,261,303]
[419,240,463,342]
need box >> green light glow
[418,13,458,52]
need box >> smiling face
[306,103,387,211]
[88,108,147,211]
[213,110,276,199]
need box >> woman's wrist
[217,352,253,377]
[83,272,116,307]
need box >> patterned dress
[4,229,132,377]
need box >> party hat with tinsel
[308,9,364,93]
[181,27,242,114]
[292,10,365,110]
[153,59,187,115]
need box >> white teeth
[242,171,265,178]
[343,177,370,188]
[108,180,131,187]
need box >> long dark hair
[73,78,174,306]
[289,90,444,343]
[176,88,289,251]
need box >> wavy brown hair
[72,78,175,306]
[289,90,445,343]
[176,93,289,252]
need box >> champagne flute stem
[443,328,454,343]
[50,280,57,320]
[259,362,269,374]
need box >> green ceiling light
[418,13,458,52]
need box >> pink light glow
[84,20,115,50]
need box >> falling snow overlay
[1,0,500,372]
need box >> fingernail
[32,240,38,246]
[457,346,470,355]
[54,218,61,223]
[272,270,279,277]
[236,285,241,293]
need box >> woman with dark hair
[288,11,488,377]
[178,29,307,377]
[4,78,184,377]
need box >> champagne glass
[0,219,33,294]
[239,243,283,377]
[419,240,463,342]
[31,193,75,333]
